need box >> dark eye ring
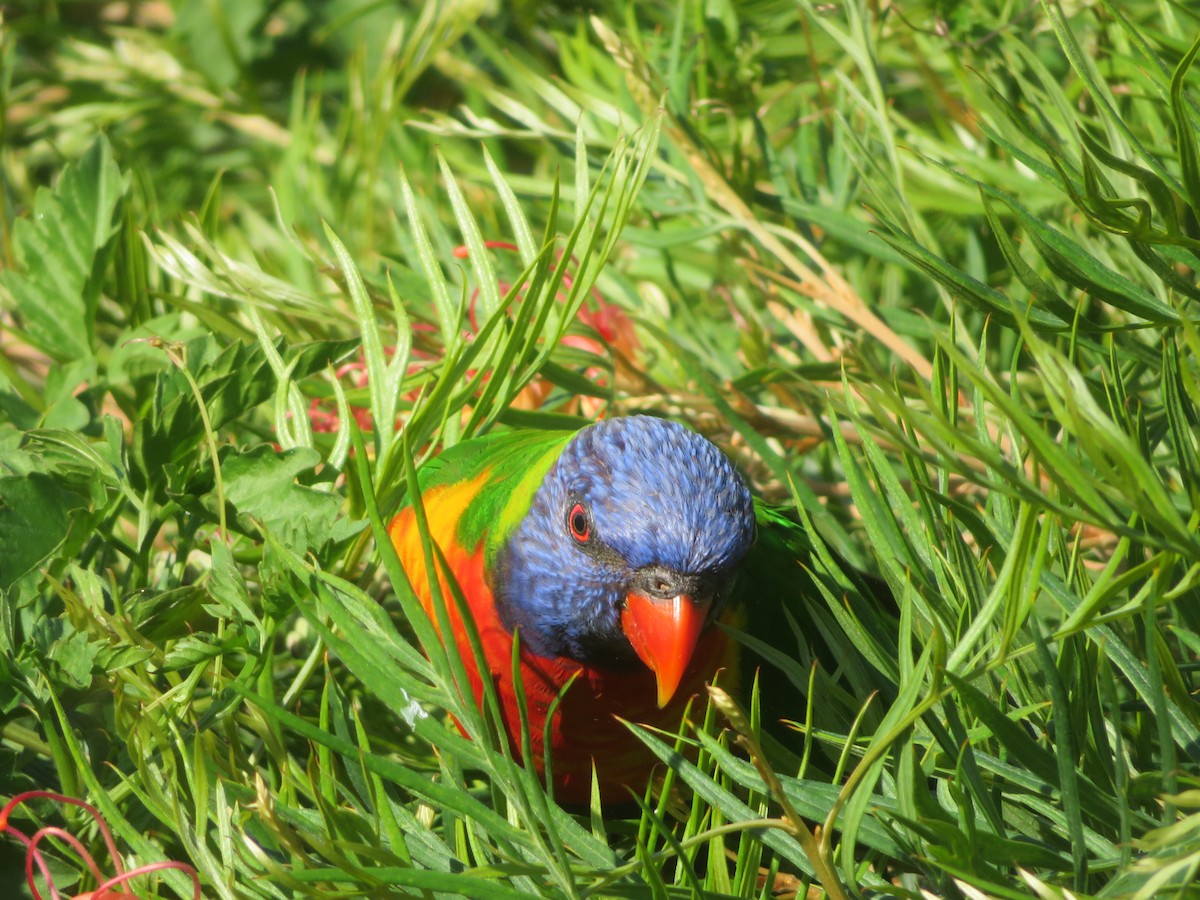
[567,502,591,544]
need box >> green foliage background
[2,1,1200,897]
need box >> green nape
[411,427,577,559]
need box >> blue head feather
[493,416,756,666]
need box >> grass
[2,0,1200,897]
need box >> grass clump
[2,1,1199,897]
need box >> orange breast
[388,478,736,805]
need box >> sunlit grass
[2,1,1200,897]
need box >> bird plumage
[388,416,761,804]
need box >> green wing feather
[412,428,576,558]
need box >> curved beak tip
[621,592,710,708]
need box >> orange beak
[621,592,710,708]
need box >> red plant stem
[27,826,108,898]
[4,826,60,900]
[92,860,203,900]
[452,240,519,258]
[0,792,125,878]
[1,796,125,883]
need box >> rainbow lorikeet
[388,415,778,805]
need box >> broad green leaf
[0,474,85,589]
[218,446,355,551]
[1,137,125,361]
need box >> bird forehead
[554,417,755,570]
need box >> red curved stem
[1,791,123,877]
[92,860,202,900]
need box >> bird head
[493,416,756,707]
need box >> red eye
[568,503,591,543]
